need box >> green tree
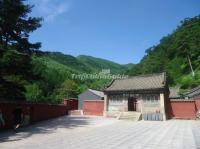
[0,47,32,100]
[0,0,42,52]
[128,15,200,89]
[50,80,79,104]
[0,0,42,101]
[25,83,43,102]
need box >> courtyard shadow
[0,115,91,143]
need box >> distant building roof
[88,89,104,98]
[185,86,200,98]
[105,72,166,92]
[169,87,181,99]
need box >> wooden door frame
[128,97,137,111]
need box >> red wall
[195,98,200,110]
[31,104,67,122]
[167,100,196,119]
[83,100,104,116]
[0,102,67,129]
[64,99,78,110]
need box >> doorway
[128,98,137,111]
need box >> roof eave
[104,87,166,94]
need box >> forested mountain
[1,0,200,103]
[128,15,200,89]
[27,51,133,103]
[77,55,131,74]
[0,0,132,103]
[0,0,131,104]
[40,52,132,74]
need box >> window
[109,95,123,105]
[143,94,160,104]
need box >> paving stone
[0,116,199,149]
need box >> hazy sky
[28,0,200,64]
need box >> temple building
[104,72,169,121]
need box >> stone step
[118,112,142,121]
[119,116,137,119]
[120,113,138,116]
[119,115,138,118]
[118,116,138,120]
[68,110,83,115]
[119,117,138,121]
[106,111,120,118]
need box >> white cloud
[32,0,70,22]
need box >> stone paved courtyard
[0,116,200,149]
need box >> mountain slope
[77,55,132,74]
[39,52,134,75]
[44,52,92,73]
[128,15,200,89]
[32,52,134,99]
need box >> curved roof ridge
[104,72,166,92]
[116,72,165,80]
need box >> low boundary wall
[0,101,68,129]
[83,100,104,116]
[167,98,200,119]
[167,100,196,119]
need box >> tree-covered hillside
[0,0,133,103]
[77,55,131,74]
[128,15,200,89]
[28,51,133,103]
[40,52,133,74]
[1,0,200,103]
[44,52,91,73]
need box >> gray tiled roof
[88,89,104,98]
[105,72,166,92]
[185,86,200,98]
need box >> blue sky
[28,0,200,64]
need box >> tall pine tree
[0,0,42,101]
